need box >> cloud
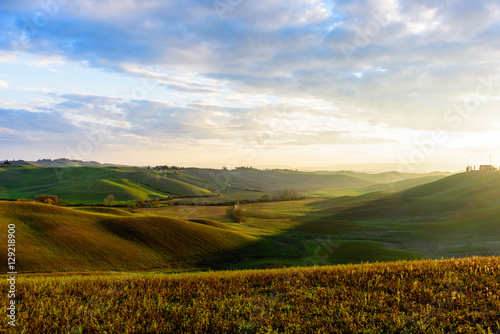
[0,80,8,88]
[1,0,500,166]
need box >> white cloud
[2,0,500,167]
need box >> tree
[44,198,54,205]
[104,194,115,205]
[227,203,247,223]
[34,194,59,205]
[273,189,301,201]
[259,194,271,202]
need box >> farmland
[0,164,449,204]
[0,202,288,273]
[1,256,499,333]
[4,170,500,273]
[2,167,500,332]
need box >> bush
[273,189,302,201]
[33,194,59,205]
[104,194,115,205]
[44,198,55,205]
[227,204,247,223]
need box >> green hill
[0,164,451,204]
[310,174,447,197]
[294,171,500,259]
[0,202,282,273]
[183,168,374,192]
[0,166,212,203]
[325,171,500,220]
[333,170,450,183]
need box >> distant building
[0,160,11,168]
[479,165,497,171]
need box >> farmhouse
[0,160,11,168]
[466,164,498,172]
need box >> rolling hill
[183,167,375,192]
[0,202,283,273]
[322,171,500,219]
[0,165,213,203]
[0,164,450,204]
[309,173,448,197]
[295,171,500,259]
[2,171,498,272]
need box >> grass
[292,171,500,260]
[142,170,500,266]
[71,207,136,216]
[0,202,285,273]
[311,240,424,264]
[182,167,375,192]
[5,171,500,272]
[2,256,499,333]
[2,169,500,332]
[4,169,500,268]
[310,174,448,197]
[0,165,453,205]
[0,166,213,204]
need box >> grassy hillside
[0,165,451,204]
[146,172,500,265]
[294,171,500,259]
[0,202,285,273]
[3,256,499,333]
[183,168,374,192]
[0,166,212,203]
[333,170,450,184]
[2,171,499,272]
[310,174,447,197]
[322,171,500,220]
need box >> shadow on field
[195,233,306,270]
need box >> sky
[1,0,500,171]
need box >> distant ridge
[3,158,129,168]
[298,163,464,173]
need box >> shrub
[33,194,59,205]
[273,189,302,201]
[44,198,54,205]
[227,204,247,223]
[104,194,115,205]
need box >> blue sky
[1,0,500,170]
